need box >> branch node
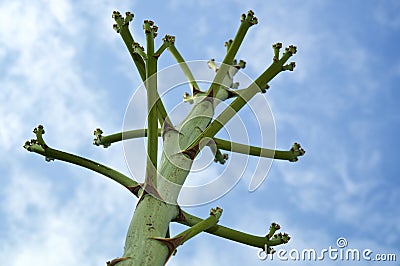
[282,62,296,71]
[162,119,179,140]
[289,142,306,162]
[240,10,258,25]
[124,11,134,25]
[273,42,283,61]
[224,39,233,51]
[143,20,158,38]
[213,149,229,165]
[93,128,111,148]
[106,257,131,266]
[260,84,270,93]
[181,144,200,160]
[127,183,143,197]
[284,45,297,56]
[183,92,194,104]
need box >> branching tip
[241,10,258,25]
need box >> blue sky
[1,0,399,265]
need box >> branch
[214,139,305,162]
[175,209,290,252]
[152,207,223,263]
[24,125,139,195]
[142,19,160,190]
[155,35,175,57]
[207,10,258,99]
[112,11,146,81]
[93,128,162,148]
[93,129,305,162]
[113,11,171,127]
[167,44,201,93]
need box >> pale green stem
[113,11,146,81]
[144,21,159,187]
[23,128,137,190]
[113,12,170,126]
[167,45,200,92]
[179,210,288,248]
[94,129,304,162]
[207,11,257,98]
[214,138,304,162]
[106,126,298,176]
[175,207,222,244]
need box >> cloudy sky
[1,0,399,265]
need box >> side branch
[24,125,139,194]
[168,44,201,93]
[176,210,290,250]
[214,139,305,162]
[93,129,305,162]
[207,10,258,98]
[112,11,146,81]
[113,11,171,126]
[144,19,160,188]
[152,207,223,263]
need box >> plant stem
[207,11,257,98]
[113,11,146,81]
[94,129,304,162]
[168,45,200,92]
[24,136,137,190]
[144,20,159,187]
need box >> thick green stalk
[119,21,173,265]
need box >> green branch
[176,210,290,250]
[93,128,162,148]
[214,139,305,162]
[155,35,175,57]
[143,19,159,188]
[207,10,258,99]
[24,125,138,193]
[167,44,201,92]
[113,11,170,127]
[112,11,146,81]
[93,129,304,162]
[152,207,223,263]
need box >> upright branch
[143,19,159,190]
[24,126,140,195]
[208,10,258,99]
[112,11,146,80]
